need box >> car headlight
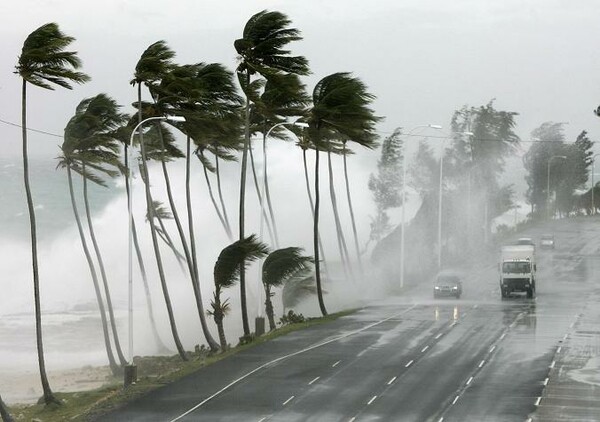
[434,286,440,290]
[452,286,458,290]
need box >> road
[97,218,600,422]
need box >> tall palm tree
[341,141,363,272]
[234,9,309,335]
[305,73,379,316]
[209,235,269,350]
[16,22,89,405]
[0,393,14,422]
[57,94,127,375]
[262,247,313,330]
[132,42,188,359]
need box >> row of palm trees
[11,10,379,410]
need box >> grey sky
[1,0,600,159]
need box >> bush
[279,310,306,326]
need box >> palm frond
[214,235,269,289]
[263,247,313,287]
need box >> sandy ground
[0,365,113,404]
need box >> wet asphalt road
[97,218,600,422]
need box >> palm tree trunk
[67,166,120,375]
[138,83,187,361]
[238,73,251,336]
[264,285,276,331]
[21,80,58,405]
[249,142,276,245]
[124,146,169,353]
[327,147,353,279]
[215,154,233,237]
[342,142,363,274]
[302,148,330,280]
[313,145,328,316]
[82,163,128,366]
[212,289,228,351]
[200,151,233,240]
[186,137,220,351]
[262,131,280,247]
[0,394,13,422]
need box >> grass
[8,309,355,422]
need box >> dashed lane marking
[489,345,496,353]
[466,377,473,386]
[283,396,295,406]
[435,333,443,339]
[535,397,541,406]
[387,376,397,385]
[452,395,460,405]
[479,360,485,368]
[308,376,320,385]
[332,360,341,368]
[421,345,429,352]
[543,377,549,386]
[557,346,562,353]
[367,396,377,405]
[405,360,414,368]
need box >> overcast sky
[2,0,600,159]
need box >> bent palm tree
[262,247,313,330]
[210,235,269,350]
[235,10,309,336]
[305,73,379,316]
[16,22,89,405]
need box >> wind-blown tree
[234,9,310,335]
[209,235,269,350]
[16,22,90,405]
[250,73,310,247]
[305,72,379,316]
[368,128,403,248]
[448,101,519,245]
[262,247,313,330]
[0,393,13,422]
[131,41,188,359]
[555,131,593,216]
[57,94,128,375]
[153,62,243,350]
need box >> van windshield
[502,262,531,273]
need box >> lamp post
[399,124,442,289]
[125,115,185,385]
[546,155,567,220]
[255,119,308,335]
[591,154,600,215]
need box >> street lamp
[255,119,308,335]
[399,124,442,289]
[591,154,600,215]
[125,114,185,385]
[546,155,567,220]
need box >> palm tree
[16,22,89,405]
[282,273,318,314]
[132,42,188,359]
[262,247,313,330]
[305,73,379,316]
[234,10,309,336]
[209,235,269,350]
[57,95,126,375]
[0,393,14,422]
[341,141,364,273]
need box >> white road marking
[367,395,377,405]
[387,376,397,385]
[563,334,569,340]
[309,376,320,385]
[473,304,479,309]
[435,333,443,339]
[332,360,341,368]
[405,360,414,368]
[452,395,460,405]
[349,418,356,422]
[535,397,541,406]
[451,321,457,327]
[283,396,295,406]
[479,360,485,368]
[438,418,444,422]
[526,418,532,422]
[169,304,419,421]
[543,377,549,386]
[421,345,429,352]
[499,333,506,340]
[550,361,555,369]
[569,322,575,329]
[557,346,562,353]
[466,377,473,385]
[489,345,496,353]
[258,418,267,422]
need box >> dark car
[434,273,462,298]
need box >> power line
[0,117,62,138]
